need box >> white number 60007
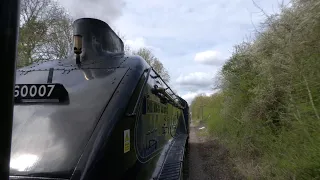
[15,85,55,98]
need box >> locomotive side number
[14,83,69,104]
[15,84,55,98]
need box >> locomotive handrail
[152,87,184,109]
[151,68,173,94]
[126,68,152,117]
[151,67,186,108]
[154,87,171,100]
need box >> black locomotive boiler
[10,18,190,180]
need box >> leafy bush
[191,0,320,178]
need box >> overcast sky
[58,0,290,103]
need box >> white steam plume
[57,0,126,25]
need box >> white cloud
[194,50,226,66]
[182,90,218,104]
[58,0,125,25]
[124,37,147,51]
[124,37,162,53]
[176,72,213,88]
[182,92,199,103]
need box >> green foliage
[191,0,320,179]
[18,17,48,67]
[17,0,73,68]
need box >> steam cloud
[58,0,126,25]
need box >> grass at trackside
[191,119,200,127]
[193,93,320,179]
[196,128,208,138]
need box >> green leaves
[191,0,320,179]
[17,0,73,68]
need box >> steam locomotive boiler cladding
[10,18,190,180]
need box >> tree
[114,30,170,82]
[190,1,320,179]
[132,48,170,83]
[18,0,73,67]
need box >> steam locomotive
[10,18,190,180]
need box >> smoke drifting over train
[58,0,126,24]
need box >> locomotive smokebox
[73,18,124,62]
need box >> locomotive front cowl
[10,18,129,180]
[10,17,189,180]
[72,18,124,64]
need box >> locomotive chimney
[72,18,124,63]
